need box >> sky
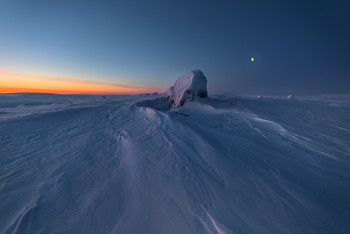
[0,0,349,95]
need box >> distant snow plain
[0,93,349,233]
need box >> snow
[136,96,170,110]
[163,86,173,97]
[1,93,350,233]
[287,94,295,100]
[169,70,208,107]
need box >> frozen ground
[0,93,350,233]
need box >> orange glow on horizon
[0,72,158,94]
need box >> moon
[251,57,254,62]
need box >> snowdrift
[1,93,350,233]
[136,96,170,110]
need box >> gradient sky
[0,0,349,95]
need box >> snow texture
[169,70,208,107]
[1,93,350,233]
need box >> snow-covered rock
[287,94,295,100]
[169,70,208,107]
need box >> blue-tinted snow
[0,93,349,233]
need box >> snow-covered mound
[287,94,295,100]
[169,70,208,107]
[1,93,350,233]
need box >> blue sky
[0,0,349,94]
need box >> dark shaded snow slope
[0,93,350,233]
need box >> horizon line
[0,71,163,95]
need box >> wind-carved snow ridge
[1,93,350,233]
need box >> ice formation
[287,94,295,100]
[169,70,208,107]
